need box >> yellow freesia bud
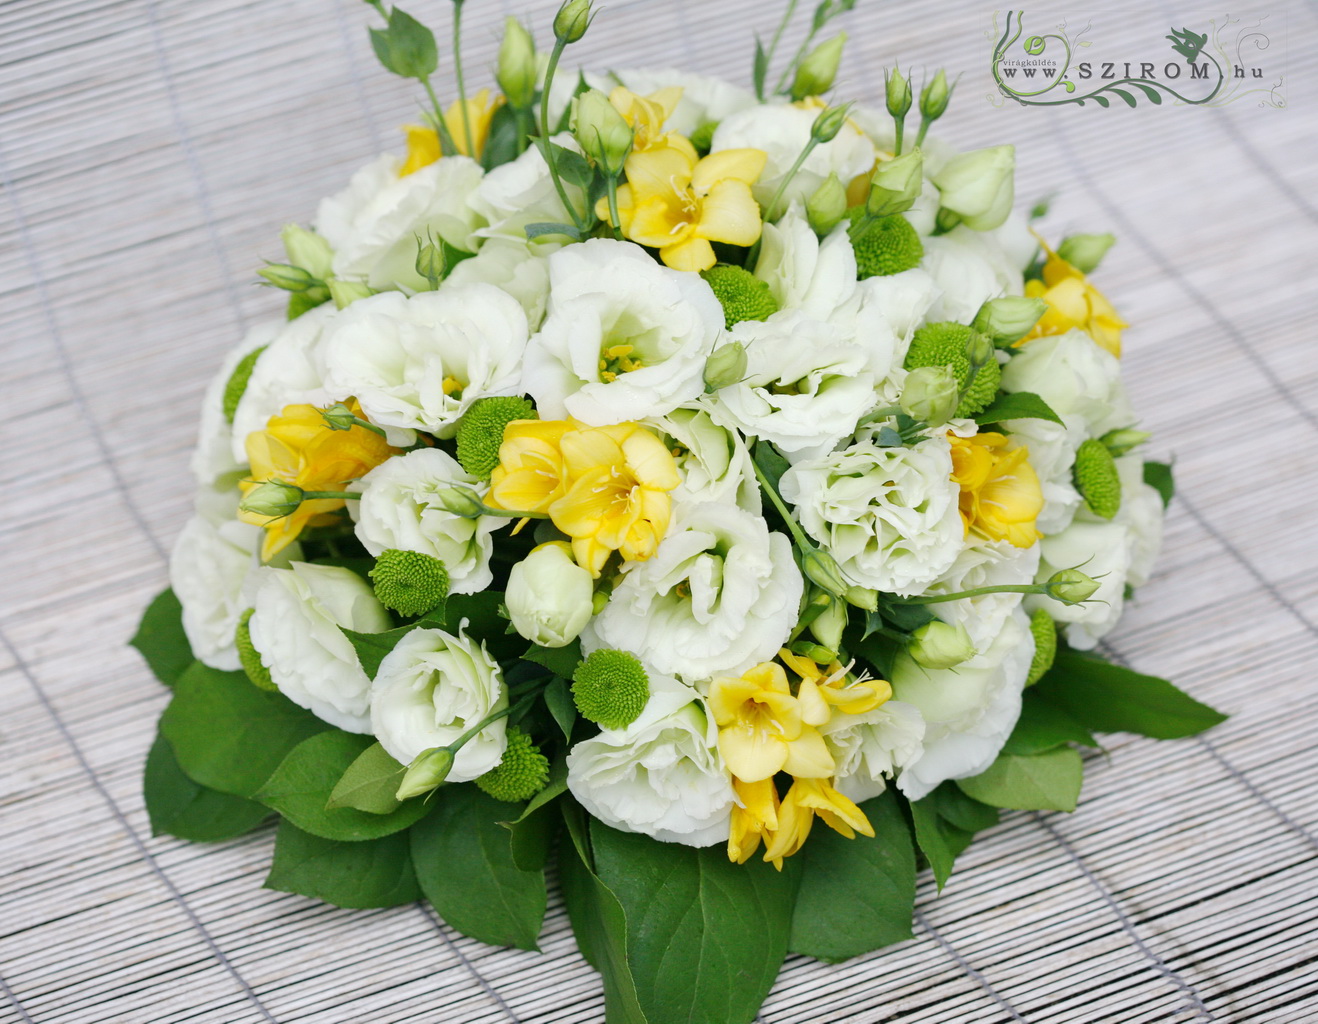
[761,777,874,865]
[1019,247,1126,356]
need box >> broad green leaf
[443,592,515,651]
[505,800,556,873]
[412,786,547,950]
[370,6,437,80]
[1036,648,1226,739]
[523,640,582,679]
[909,795,969,891]
[1143,460,1175,508]
[257,731,429,841]
[879,600,936,633]
[143,732,268,842]
[928,783,999,834]
[592,817,800,1023]
[160,663,328,797]
[340,618,436,680]
[130,589,193,687]
[265,819,421,908]
[326,740,406,814]
[543,677,578,741]
[790,790,916,958]
[287,290,327,320]
[508,757,569,825]
[978,391,1064,427]
[752,440,790,492]
[481,102,521,171]
[956,747,1084,811]
[1001,695,1099,755]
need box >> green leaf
[326,741,406,814]
[523,640,582,679]
[444,591,513,646]
[481,102,521,171]
[1144,459,1175,507]
[287,290,328,320]
[879,599,936,633]
[509,757,569,825]
[752,36,769,100]
[1001,694,1099,755]
[411,785,547,950]
[908,796,969,892]
[340,620,431,680]
[265,819,421,908]
[752,440,790,492]
[160,663,329,798]
[130,589,193,687]
[1035,648,1226,739]
[504,799,557,873]
[543,677,578,741]
[524,221,582,241]
[591,816,801,1023]
[370,6,437,80]
[977,390,1064,426]
[789,790,915,959]
[928,783,999,834]
[143,732,269,842]
[956,747,1084,811]
[256,731,429,840]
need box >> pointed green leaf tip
[700,264,779,331]
[234,609,277,691]
[572,648,650,730]
[455,396,537,480]
[1025,607,1056,686]
[476,726,551,803]
[369,549,450,617]
[221,346,266,424]
[903,321,1000,417]
[1073,438,1122,519]
[847,209,923,279]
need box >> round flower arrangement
[133,3,1226,1021]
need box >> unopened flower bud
[327,277,374,309]
[885,66,912,120]
[703,341,748,392]
[971,295,1048,346]
[932,144,1015,231]
[907,620,976,670]
[320,402,358,431]
[865,149,923,218]
[807,172,848,235]
[239,480,304,519]
[1045,568,1101,605]
[1099,427,1151,458]
[791,32,846,101]
[919,68,952,122]
[506,542,594,648]
[808,596,847,651]
[432,485,487,518]
[414,234,445,290]
[964,330,995,369]
[1057,232,1116,274]
[573,88,633,175]
[257,262,318,292]
[790,640,839,664]
[280,224,334,280]
[899,365,960,425]
[553,0,592,43]
[843,585,878,612]
[396,746,454,800]
[801,547,848,598]
[497,17,537,109]
[810,103,852,144]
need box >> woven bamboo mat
[2,1,1316,1021]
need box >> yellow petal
[709,676,763,726]
[621,430,681,490]
[628,194,691,249]
[781,725,835,779]
[660,235,717,272]
[694,179,763,247]
[693,148,768,192]
[400,125,441,176]
[797,679,831,727]
[624,146,694,196]
[719,725,789,783]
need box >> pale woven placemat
[2,1,1315,1021]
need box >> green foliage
[234,609,276,691]
[1026,607,1057,685]
[143,733,269,842]
[572,649,650,730]
[455,396,536,480]
[326,741,407,814]
[477,727,551,803]
[1074,438,1122,518]
[543,676,578,741]
[956,747,1084,811]
[1001,694,1098,756]
[975,390,1064,427]
[700,264,780,330]
[265,819,422,908]
[848,210,924,278]
[1144,459,1175,507]
[369,6,438,80]
[522,639,582,679]
[221,346,266,424]
[341,591,510,680]
[130,588,193,687]
[369,548,449,618]
[904,321,1001,417]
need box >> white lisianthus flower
[567,676,735,847]
[711,102,875,212]
[169,507,267,670]
[822,699,927,805]
[506,541,595,648]
[248,562,392,732]
[443,236,554,329]
[1108,454,1165,588]
[831,270,940,383]
[893,608,1035,801]
[648,406,761,514]
[319,285,529,437]
[470,134,585,243]
[370,626,508,781]
[315,153,485,291]
[523,239,724,425]
[192,321,281,487]
[708,311,875,456]
[924,539,1042,652]
[612,68,757,136]
[352,448,502,594]
[1027,521,1132,650]
[998,416,1086,535]
[582,502,803,683]
[1000,328,1132,434]
[754,206,859,318]
[920,224,1025,324]
[780,437,963,596]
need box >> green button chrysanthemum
[1073,438,1122,519]
[848,209,924,279]
[455,396,537,481]
[700,264,779,331]
[369,549,450,617]
[476,726,551,803]
[903,321,1000,417]
[572,649,651,731]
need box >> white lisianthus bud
[907,620,976,670]
[497,17,537,110]
[257,263,318,292]
[1044,567,1101,605]
[885,66,912,119]
[239,480,304,519]
[791,32,846,101]
[574,88,634,175]
[932,144,1015,231]
[554,0,592,43]
[396,746,455,799]
[808,596,847,651]
[702,340,748,391]
[919,69,951,122]
[807,172,848,235]
[1057,232,1116,274]
[1100,427,1151,458]
[865,149,923,218]
[971,295,1048,346]
[280,224,334,280]
[844,585,878,612]
[506,542,595,648]
[431,485,488,519]
[801,547,849,599]
[414,233,445,291]
[899,365,959,426]
[811,103,852,144]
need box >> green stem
[605,172,624,240]
[538,39,584,230]
[451,693,537,753]
[773,18,819,94]
[893,116,905,157]
[750,445,814,553]
[914,115,932,149]
[421,76,460,156]
[747,136,819,268]
[301,490,362,502]
[514,105,534,157]
[760,0,801,100]
[451,2,476,158]
[903,584,1045,605]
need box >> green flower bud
[553,0,593,43]
[899,364,960,426]
[903,322,1001,417]
[396,746,454,800]
[789,640,839,664]
[810,102,852,144]
[1100,427,1151,458]
[497,17,537,109]
[964,330,995,370]
[320,402,359,431]
[574,88,634,174]
[431,485,487,519]
[1057,232,1116,274]
[971,296,1048,347]
[808,595,847,651]
[370,548,450,617]
[234,609,277,691]
[847,209,924,278]
[919,68,952,122]
[1025,607,1056,686]
[801,547,849,598]
[239,480,304,519]
[932,144,1015,232]
[907,620,976,670]
[865,149,924,218]
[414,233,445,290]
[885,66,912,119]
[327,277,374,309]
[700,264,779,331]
[257,262,318,292]
[790,32,846,101]
[222,346,267,424]
[1045,568,1101,606]
[843,585,878,612]
[1073,438,1122,519]
[280,224,334,280]
[703,341,749,392]
[807,172,848,235]
[455,396,537,480]
[476,726,551,803]
[572,649,650,730]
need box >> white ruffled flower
[352,448,502,594]
[648,406,761,514]
[470,135,584,243]
[192,322,282,487]
[823,699,927,805]
[920,224,1025,325]
[443,236,554,329]
[370,626,508,781]
[315,153,485,291]
[1000,328,1132,434]
[506,541,595,648]
[319,285,529,437]
[612,68,757,136]
[1028,521,1132,650]
[753,206,859,319]
[1110,454,1165,589]
[567,677,735,847]
[780,437,963,596]
[523,239,724,425]
[923,539,1042,653]
[582,502,803,683]
[831,270,940,385]
[893,608,1034,801]
[248,562,392,732]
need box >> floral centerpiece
[131,1,1226,1020]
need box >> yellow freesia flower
[487,419,576,517]
[240,400,397,561]
[608,85,698,164]
[728,777,780,866]
[948,431,1043,549]
[1019,246,1127,357]
[709,662,834,783]
[778,649,891,724]
[599,146,767,272]
[400,88,503,173]
[761,777,875,865]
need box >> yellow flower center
[598,344,645,383]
